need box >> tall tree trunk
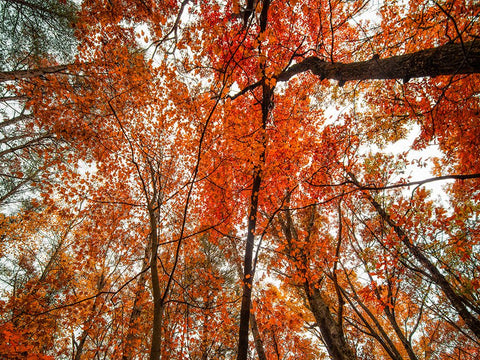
[236,167,263,360]
[304,279,357,360]
[278,40,480,84]
[123,242,151,360]
[236,83,272,360]
[149,208,164,360]
[279,204,357,360]
[231,237,268,360]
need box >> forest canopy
[0,0,479,359]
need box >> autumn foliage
[0,0,479,359]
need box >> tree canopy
[1,0,479,359]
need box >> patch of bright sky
[377,124,451,204]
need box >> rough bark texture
[250,311,268,360]
[123,243,151,360]
[236,166,263,360]
[278,40,480,84]
[278,205,357,360]
[305,284,357,360]
[236,84,272,360]
[149,208,164,360]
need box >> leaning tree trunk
[123,242,151,360]
[278,205,357,360]
[305,283,357,360]
[232,40,480,98]
[278,40,480,84]
[236,82,273,360]
[348,172,480,339]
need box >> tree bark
[236,167,263,360]
[231,239,268,360]
[149,207,164,360]
[279,205,357,360]
[123,243,151,360]
[250,302,268,360]
[278,40,480,84]
[305,283,357,360]
[236,84,272,360]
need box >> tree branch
[277,40,480,84]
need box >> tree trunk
[305,283,357,360]
[123,243,151,360]
[250,306,268,360]
[149,208,164,360]
[348,172,480,339]
[279,205,357,360]
[278,40,480,84]
[230,235,268,360]
[236,167,263,360]
[236,83,272,360]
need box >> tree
[1,0,480,359]
[0,0,78,209]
